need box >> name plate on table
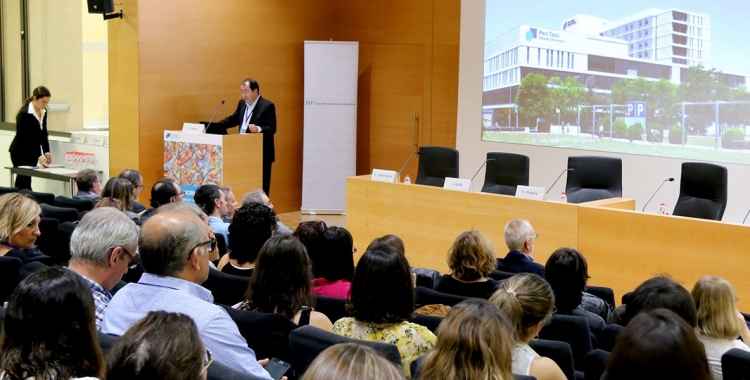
[182,123,205,133]
[88,135,107,146]
[70,134,86,144]
[371,169,398,183]
[443,177,471,192]
[515,185,545,201]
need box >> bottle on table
[659,203,667,215]
[560,191,567,203]
[404,174,411,184]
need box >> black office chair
[313,295,348,323]
[415,146,459,187]
[722,348,750,380]
[565,156,622,204]
[54,195,94,213]
[481,152,530,195]
[202,269,250,306]
[289,325,402,376]
[40,203,79,223]
[598,324,624,352]
[410,314,442,334]
[488,269,516,281]
[529,339,577,380]
[583,349,610,380]
[538,314,593,371]
[672,162,728,220]
[219,305,296,363]
[0,186,19,196]
[585,286,615,308]
[413,267,441,289]
[415,286,468,308]
[19,189,55,205]
[35,217,65,265]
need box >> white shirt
[239,97,260,134]
[26,102,46,130]
[698,334,750,380]
[512,341,539,375]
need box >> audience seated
[0,267,104,379]
[301,343,403,380]
[619,276,698,328]
[293,220,328,278]
[0,193,50,266]
[544,247,606,339]
[155,202,221,265]
[418,299,514,380]
[106,311,209,380]
[691,275,750,379]
[242,189,292,234]
[68,207,139,329]
[489,273,566,380]
[73,168,101,204]
[604,308,711,380]
[333,241,436,379]
[312,226,355,299]
[435,229,499,299]
[219,186,238,223]
[101,208,273,379]
[496,219,545,276]
[117,169,147,213]
[218,203,277,277]
[235,234,333,331]
[94,178,140,225]
[139,178,183,224]
[194,185,231,249]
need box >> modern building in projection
[482,8,747,127]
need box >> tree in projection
[515,73,552,128]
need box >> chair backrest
[0,186,19,196]
[583,349,610,380]
[488,269,516,281]
[202,269,250,307]
[538,314,593,370]
[313,294,348,323]
[481,152,530,195]
[219,305,296,362]
[565,156,622,204]
[415,146,459,187]
[672,162,728,220]
[410,314,443,334]
[722,348,750,380]
[529,338,576,380]
[598,324,624,352]
[19,189,55,205]
[585,285,615,308]
[54,195,94,213]
[415,286,469,308]
[412,267,441,289]
[34,217,63,265]
[289,325,402,376]
[40,203,79,223]
[97,332,119,354]
[0,257,22,305]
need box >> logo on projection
[525,28,538,41]
[166,133,171,138]
[525,27,565,44]
[563,19,577,30]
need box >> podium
[163,131,262,201]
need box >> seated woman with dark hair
[106,311,210,380]
[605,308,711,380]
[95,177,140,224]
[333,241,436,379]
[419,299,514,380]
[0,267,103,380]
[217,203,278,277]
[312,226,355,299]
[435,229,499,299]
[691,275,750,379]
[544,247,606,339]
[292,220,327,277]
[235,234,333,331]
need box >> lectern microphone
[203,100,225,133]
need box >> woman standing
[9,86,52,190]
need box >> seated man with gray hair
[495,218,545,276]
[67,207,140,329]
[242,189,292,234]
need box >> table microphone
[203,100,225,133]
[397,150,420,179]
[642,177,674,212]
[742,208,750,224]
[470,158,496,182]
[546,168,574,194]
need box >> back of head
[155,202,206,220]
[0,267,102,379]
[139,210,206,277]
[318,226,355,282]
[241,189,267,206]
[150,178,179,208]
[489,273,554,341]
[244,234,314,318]
[301,343,403,380]
[228,203,278,265]
[504,219,533,251]
[106,311,204,380]
[98,177,134,211]
[348,242,415,323]
[447,229,496,281]
[691,275,741,340]
[70,207,139,266]
[373,234,406,255]
[605,308,710,380]
[622,276,697,327]
[293,220,327,276]
[76,169,99,192]
[544,247,589,313]
[420,299,514,380]
[117,169,142,187]
[193,184,221,215]
[0,193,41,242]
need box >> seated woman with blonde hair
[489,273,566,380]
[691,275,750,380]
[301,343,402,380]
[435,229,499,298]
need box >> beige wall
[81,1,109,127]
[2,0,23,122]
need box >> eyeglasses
[190,238,217,257]
[200,349,214,375]
[121,247,140,270]
[352,247,358,254]
[134,184,145,190]
[527,232,539,241]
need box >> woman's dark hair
[317,226,355,282]
[16,86,51,116]
[621,276,697,327]
[106,311,204,380]
[544,247,589,313]
[605,308,711,380]
[293,220,327,277]
[241,235,315,319]
[96,177,134,212]
[0,267,103,380]
[228,203,278,265]
[374,234,405,255]
[347,241,415,323]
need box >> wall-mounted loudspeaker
[87,0,114,14]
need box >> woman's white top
[698,334,750,380]
[512,341,540,375]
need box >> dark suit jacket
[9,107,50,163]
[496,251,545,276]
[215,96,276,163]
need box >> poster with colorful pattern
[164,131,223,203]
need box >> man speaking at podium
[213,78,276,195]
